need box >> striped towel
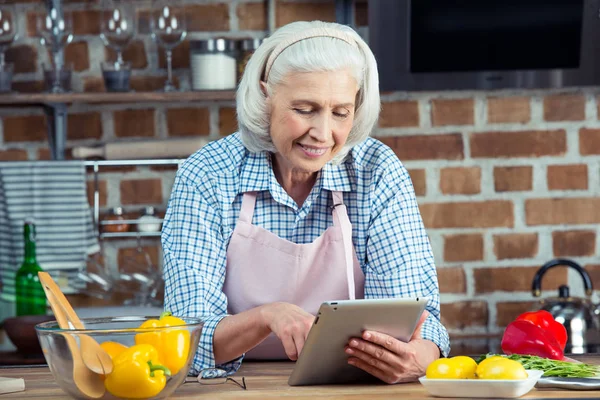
[0,161,100,319]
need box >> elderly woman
[162,20,450,384]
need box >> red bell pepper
[515,310,567,350]
[501,320,564,360]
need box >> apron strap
[331,191,356,300]
[239,192,257,223]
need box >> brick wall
[0,0,598,336]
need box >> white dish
[418,369,544,398]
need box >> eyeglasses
[184,368,247,390]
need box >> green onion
[477,354,600,378]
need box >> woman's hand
[344,311,440,384]
[260,302,315,361]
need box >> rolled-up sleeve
[363,161,450,357]
[162,171,243,375]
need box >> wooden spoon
[41,287,106,399]
[38,272,113,375]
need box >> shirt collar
[239,151,355,194]
[239,151,271,193]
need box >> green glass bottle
[15,220,46,316]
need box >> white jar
[190,38,237,90]
[137,206,162,233]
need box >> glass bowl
[35,316,203,400]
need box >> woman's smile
[297,143,329,158]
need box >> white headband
[263,27,358,82]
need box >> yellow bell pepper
[134,311,190,375]
[104,344,171,399]
[100,341,128,361]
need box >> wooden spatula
[38,272,113,377]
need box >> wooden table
[2,359,600,399]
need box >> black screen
[410,0,584,73]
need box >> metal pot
[532,258,600,354]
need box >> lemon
[476,358,528,380]
[451,356,477,379]
[426,358,464,379]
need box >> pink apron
[223,190,365,359]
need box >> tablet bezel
[287,297,429,386]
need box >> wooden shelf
[0,90,236,105]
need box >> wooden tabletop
[2,358,600,399]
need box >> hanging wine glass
[150,0,187,92]
[37,8,73,93]
[0,6,18,68]
[100,0,134,69]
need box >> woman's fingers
[281,334,299,361]
[345,345,395,375]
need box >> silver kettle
[532,258,600,354]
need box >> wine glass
[0,6,18,68]
[150,0,187,92]
[37,8,73,93]
[100,0,134,69]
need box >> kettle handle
[532,258,593,297]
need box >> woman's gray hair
[236,20,381,165]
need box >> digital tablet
[288,297,429,386]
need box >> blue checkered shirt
[162,132,450,376]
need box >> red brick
[158,40,190,69]
[526,198,600,225]
[5,45,37,74]
[379,101,419,128]
[487,96,531,124]
[73,10,101,35]
[496,302,536,328]
[420,201,513,229]
[238,2,267,31]
[166,108,210,137]
[585,264,600,290]
[354,0,368,26]
[0,149,28,161]
[407,169,426,197]
[83,77,105,93]
[553,230,596,256]
[444,234,483,262]
[64,41,89,72]
[579,128,600,155]
[86,180,107,207]
[547,164,588,190]
[11,81,44,93]
[276,0,336,27]
[105,40,148,69]
[493,233,538,260]
[113,109,155,138]
[36,148,51,160]
[431,99,474,126]
[439,167,481,195]
[130,76,179,92]
[494,166,533,192]
[544,94,585,121]
[120,178,163,205]
[441,301,488,330]
[36,148,74,161]
[377,133,464,161]
[474,266,567,293]
[470,130,566,158]
[437,267,466,294]
[3,115,47,142]
[67,112,102,140]
[219,107,238,136]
